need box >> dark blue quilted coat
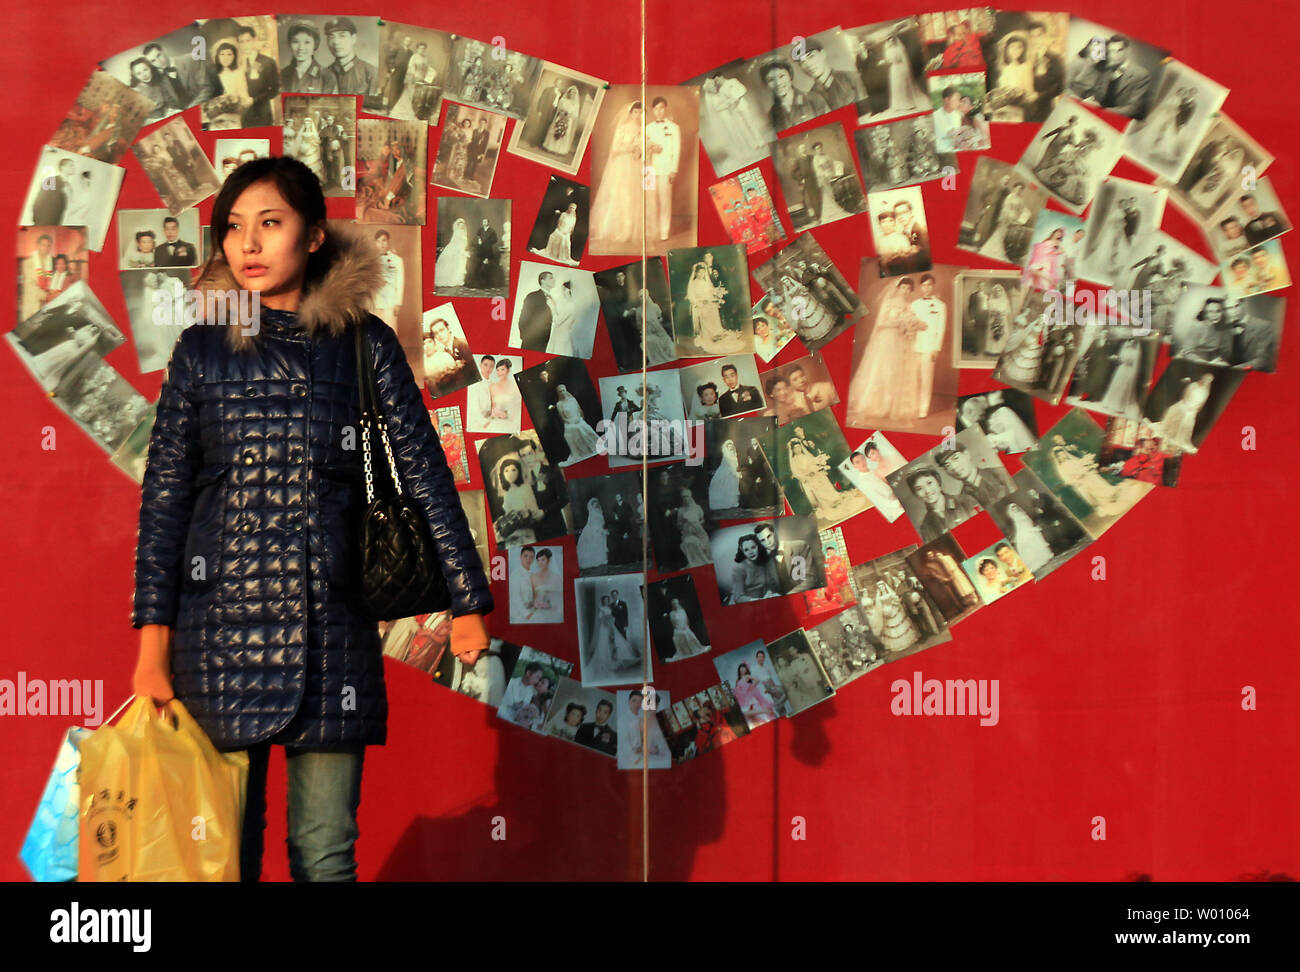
[131,224,493,750]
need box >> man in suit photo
[718,363,761,417]
[755,522,816,594]
[609,589,630,642]
[574,700,617,756]
[237,25,280,127]
[466,116,492,184]
[517,270,556,349]
[144,42,217,112]
[153,216,196,268]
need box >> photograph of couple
[509,263,601,358]
[433,199,510,297]
[476,432,573,548]
[575,576,649,688]
[710,517,827,606]
[508,546,564,624]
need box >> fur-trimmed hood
[196,221,386,352]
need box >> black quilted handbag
[354,325,452,621]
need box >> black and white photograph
[843,18,930,123]
[658,684,750,763]
[766,630,835,716]
[110,407,156,485]
[678,354,764,421]
[575,574,649,688]
[918,8,994,68]
[775,412,872,530]
[1065,328,1160,419]
[956,388,1039,454]
[195,16,283,130]
[508,61,607,175]
[282,95,356,197]
[448,36,543,120]
[1169,285,1284,372]
[853,115,956,193]
[688,58,777,178]
[431,638,523,710]
[569,470,647,576]
[702,415,783,519]
[849,546,951,661]
[1018,97,1122,213]
[708,168,785,254]
[868,186,932,276]
[117,209,200,271]
[758,351,839,425]
[1114,230,1218,336]
[380,611,450,673]
[49,70,153,165]
[751,233,863,352]
[277,15,380,96]
[459,491,490,571]
[1168,113,1274,224]
[365,225,421,346]
[665,244,752,357]
[646,463,714,573]
[806,606,883,689]
[1076,177,1168,287]
[420,304,479,401]
[961,540,1033,605]
[433,197,510,297]
[1020,408,1152,538]
[431,102,508,197]
[589,84,700,256]
[526,175,589,267]
[712,640,791,729]
[771,123,866,233]
[1140,359,1246,457]
[710,516,827,606]
[475,430,573,548]
[498,646,574,734]
[119,270,189,373]
[1207,178,1291,262]
[516,357,605,469]
[846,261,959,434]
[50,352,151,456]
[1223,242,1291,299]
[1062,18,1168,120]
[8,281,124,394]
[978,10,1069,123]
[751,297,799,363]
[952,269,1022,368]
[508,262,601,358]
[508,545,564,624]
[132,119,221,216]
[992,288,1086,405]
[434,406,470,485]
[646,574,712,664]
[20,147,123,251]
[363,22,453,122]
[956,156,1047,266]
[595,259,677,372]
[886,426,1014,543]
[928,74,990,152]
[746,28,861,132]
[987,467,1092,579]
[837,432,907,521]
[1122,59,1227,183]
[213,139,270,181]
[101,25,220,123]
[465,353,523,435]
[598,370,689,468]
[355,118,428,225]
[541,678,618,756]
[615,689,673,771]
[904,534,981,625]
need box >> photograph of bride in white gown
[665,244,753,357]
[776,413,871,530]
[576,575,649,688]
[507,63,606,175]
[646,575,712,663]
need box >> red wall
[1,0,1296,881]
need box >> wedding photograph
[542,678,618,756]
[516,357,606,469]
[1076,176,1168,287]
[751,233,863,352]
[8,281,125,394]
[465,353,523,435]
[497,646,574,734]
[918,8,994,68]
[459,491,491,572]
[843,17,930,123]
[656,684,749,763]
[1062,18,1168,120]
[380,612,450,674]
[646,574,713,664]
[708,167,785,254]
[853,114,956,193]
[774,412,872,530]
[102,25,221,122]
[363,22,453,122]
[433,406,470,485]
[904,534,981,625]
[1018,98,1124,214]
[867,186,932,276]
[595,259,678,371]
[849,546,952,661]
[507,60,607,175]
[1098,416,1184,487]
[1168,286,1285,371]
[276,15,381,96]
[987,467,1093,579]
[116,209,200,271]
[766,630,835,716]
[195,16,283,131]
[956,389,1039,454]
[430,103,507,197]
[927,73,990,151]
[213,138,270,181]
[771,122,867,233]
[665,244,753,357]
[21,146,124,250]
[431,638,522,710]
[645,463,714,573]
[419,305,479,401]
[709,516,827,607]
[49,70,153,164]
[133,119,221,216]
[599,370,689,468]
[712,640,791,729]
[802,526,859,620]
[525,175,590,267]
[568,470,647,576]
[1020,209,1086,295]
[355,118,428,224]
[447,36,544,120]
[17,226,90,325]
[475,430,573,547]
[1222,242,1291,299]
[508,546,564,624]
[678,354,764,421]
[751,297,799,362]
[837,432,907,521]
[433,198,510,297]
[1064,329,1159,420]
[508,262,602,358]
[1114,230,1218,336]
[49,352,151,456]
[1167,113,1273,224]
[1122,59,1227,183]
[977,10,1069,123]
[615,689,673,771]
[688,58,776,177]
[1141,359,1246,457]
[758,351,840,425]
[575,574,649,689]
[119,270,189,372]
[701,415,784,519]
[806,605,883,689]
[956,156,1047,266]
[364,224,421,345]
[961,540,1034,605]
[952,269,1022,368]
[992,288,1086,405]
[282,95,356,197]
[1207,178,1292,262]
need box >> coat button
[241,522,253,534]
[244,385,256,396]
[244,455,255,465]
[292,383,307,397]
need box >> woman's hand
[450,612,490,665]
[132,661,175,704]
[133,624,175,704]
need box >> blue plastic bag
[20,727,91,882]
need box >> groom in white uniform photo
[646,96,681,241]
[910,273,946,416]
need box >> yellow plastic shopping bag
[78,697,248,882]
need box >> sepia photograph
[1222,242,1291,299]
[525,175,590,267]
[702,414,784,519]
[8,281,125,394]
[806,605,883,689]
[365,225,422,345]
[419,304,478,401]
[956,388,1039,454]
[1207,178,1291,262]
[1064,328,1159,419]
[771,122,866,233]
[50,351,151,456]
[758,351,839,425]
[988,467,1092,578]
[1019,98,1123,213]
[886,426,1014,543]
[952,269,1022,368]
[853,114,956,193]
[957,156,1047,266]
[774,412,872,530]
[1139,359,1246,456]
[448,36,543,120]
[977,10,1069,123]
[102,25,221,123]
[433,197,510,297]
[615,689,674,771]
[277,15,380,96]
[508,61,607,174]
[843,18,930,123]
[766,630,835,716]
[992,288,1086,405]
[1076,177,1168,287]
[475,431,573,548]
[1167,114,1274,224]
[282,95,356,197]
[133,119,221,216]
[363,22,453,122]
[678,354,764,420]
[905,534,981,625]
[459,491,490,572]
[665,244,753,357]
[355,118,427,224]
[849,546,952,661]
[1114,230,1218,336]
[688,58,777,177]
[868,186,932,276]
[751,234,864,352]
[49,70,153,164]
[195,16,283,131]
[1122,59,1227,183]
[746,28,861,132]
[431,102,507,197]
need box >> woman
[495,456,542,544]
[985,403,1037,453]
[391,43,430,120]
[31,323,99,393]
[588,594,634,674]
[209,42,252,129]
[883,34,928,113]
[709,438,742,511]
[998,309,1045,384]
[753,317,781,359]
[529,548,560,619]
[788,438,857,521]
[1047,435,1139,516]
[487,359,521,429]
[986,283,1012,350]
[45,254,74,301]
[675,488,712,566]
[541,85,583,156]
[780,273,834,344]
[731,534,777,603]
[445,117,474,187]
[590,102,644,244]
[702,74,766,154]
[294,115,326,183]
[848,278,921,420]
[576,497,610,569]
[1154,373,1213,454]
[1023,227,1065,292]
[993,34,1034,113]
[865,580,919,653]
[733,663,777,724]
[539,203,579,265]
[1096,338,1143,417]
[130,156,492,882]
[667,598,707,659]
[998,186,1036,264]
[545,280,579,356]
[1187,139,1245,215]
[434,217,470,288]
[811,146,851,222]
[1002,502,1053,573]
[554,384,600,465]
[129,57,169,123]
[421,326,458,386]
[686,263,724,345]
[635,288,676,365]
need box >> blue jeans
[239,744,366,882]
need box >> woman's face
[290,33,317,62]
[218,46,236,69]
[131,61,153,83]
[54,256,68,272]
[588,497,600,511]
[1204,301,1224,324]
[138,237,155,253]
[502,461,521,485]
[754,319,770,339]
[565,709,583,727]
[741,539,759,561]
[222,180,323,311]
[701,387,717,405]
[1008,38,1026,60]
